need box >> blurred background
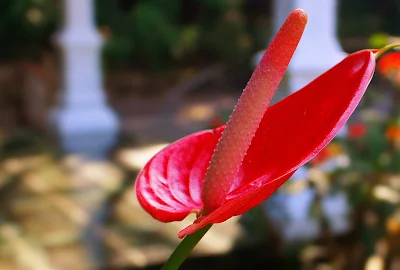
[1,0,400,269]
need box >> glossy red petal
[135,127,224,222]
[178,50,376,238]
[238,50,375,186]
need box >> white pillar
[51,0,118,158]
[282,0,347,92]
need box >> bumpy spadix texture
[201,9,307,212]
[135,11,376,239]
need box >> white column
[270,0,294,38]
[51,0,118,158]
[283,0,347,92]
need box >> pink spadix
[201,9,308,212]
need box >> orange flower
[387,217,400,235]
[386,125,400,141]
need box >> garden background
[0,0,400,269]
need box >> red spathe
[136,50,375,238]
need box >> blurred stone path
[0,73,293,269]
[0,150,242,270]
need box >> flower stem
[374,43,400,59]
[161,224,212,270]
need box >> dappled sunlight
[66,157,124,191]
[0,140,246,269]
[115,188,242,256]
[177,103,216,124]
[373,185,400,203]
[308,168,330,195]
[360,108,387,122]
[2,155,50,175]
[116,143,169,170]
[388,174,400,189]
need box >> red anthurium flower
[135,9,377,239]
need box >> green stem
[374,43,400,59]
[161,224,212,270]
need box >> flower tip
[177,231,186,239]
[177,226,195,239]
[292,8,308,23]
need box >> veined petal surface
[136,128,223,222]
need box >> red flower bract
[135,10,376,239]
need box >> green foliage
[369,33,389,49]
[0,0,265,70]
[200,7,252,65]
[130,2,180,68]
[97,0,259,71]
[0,0,59,60]
[339,0,400,37]
[5,0,400,71]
